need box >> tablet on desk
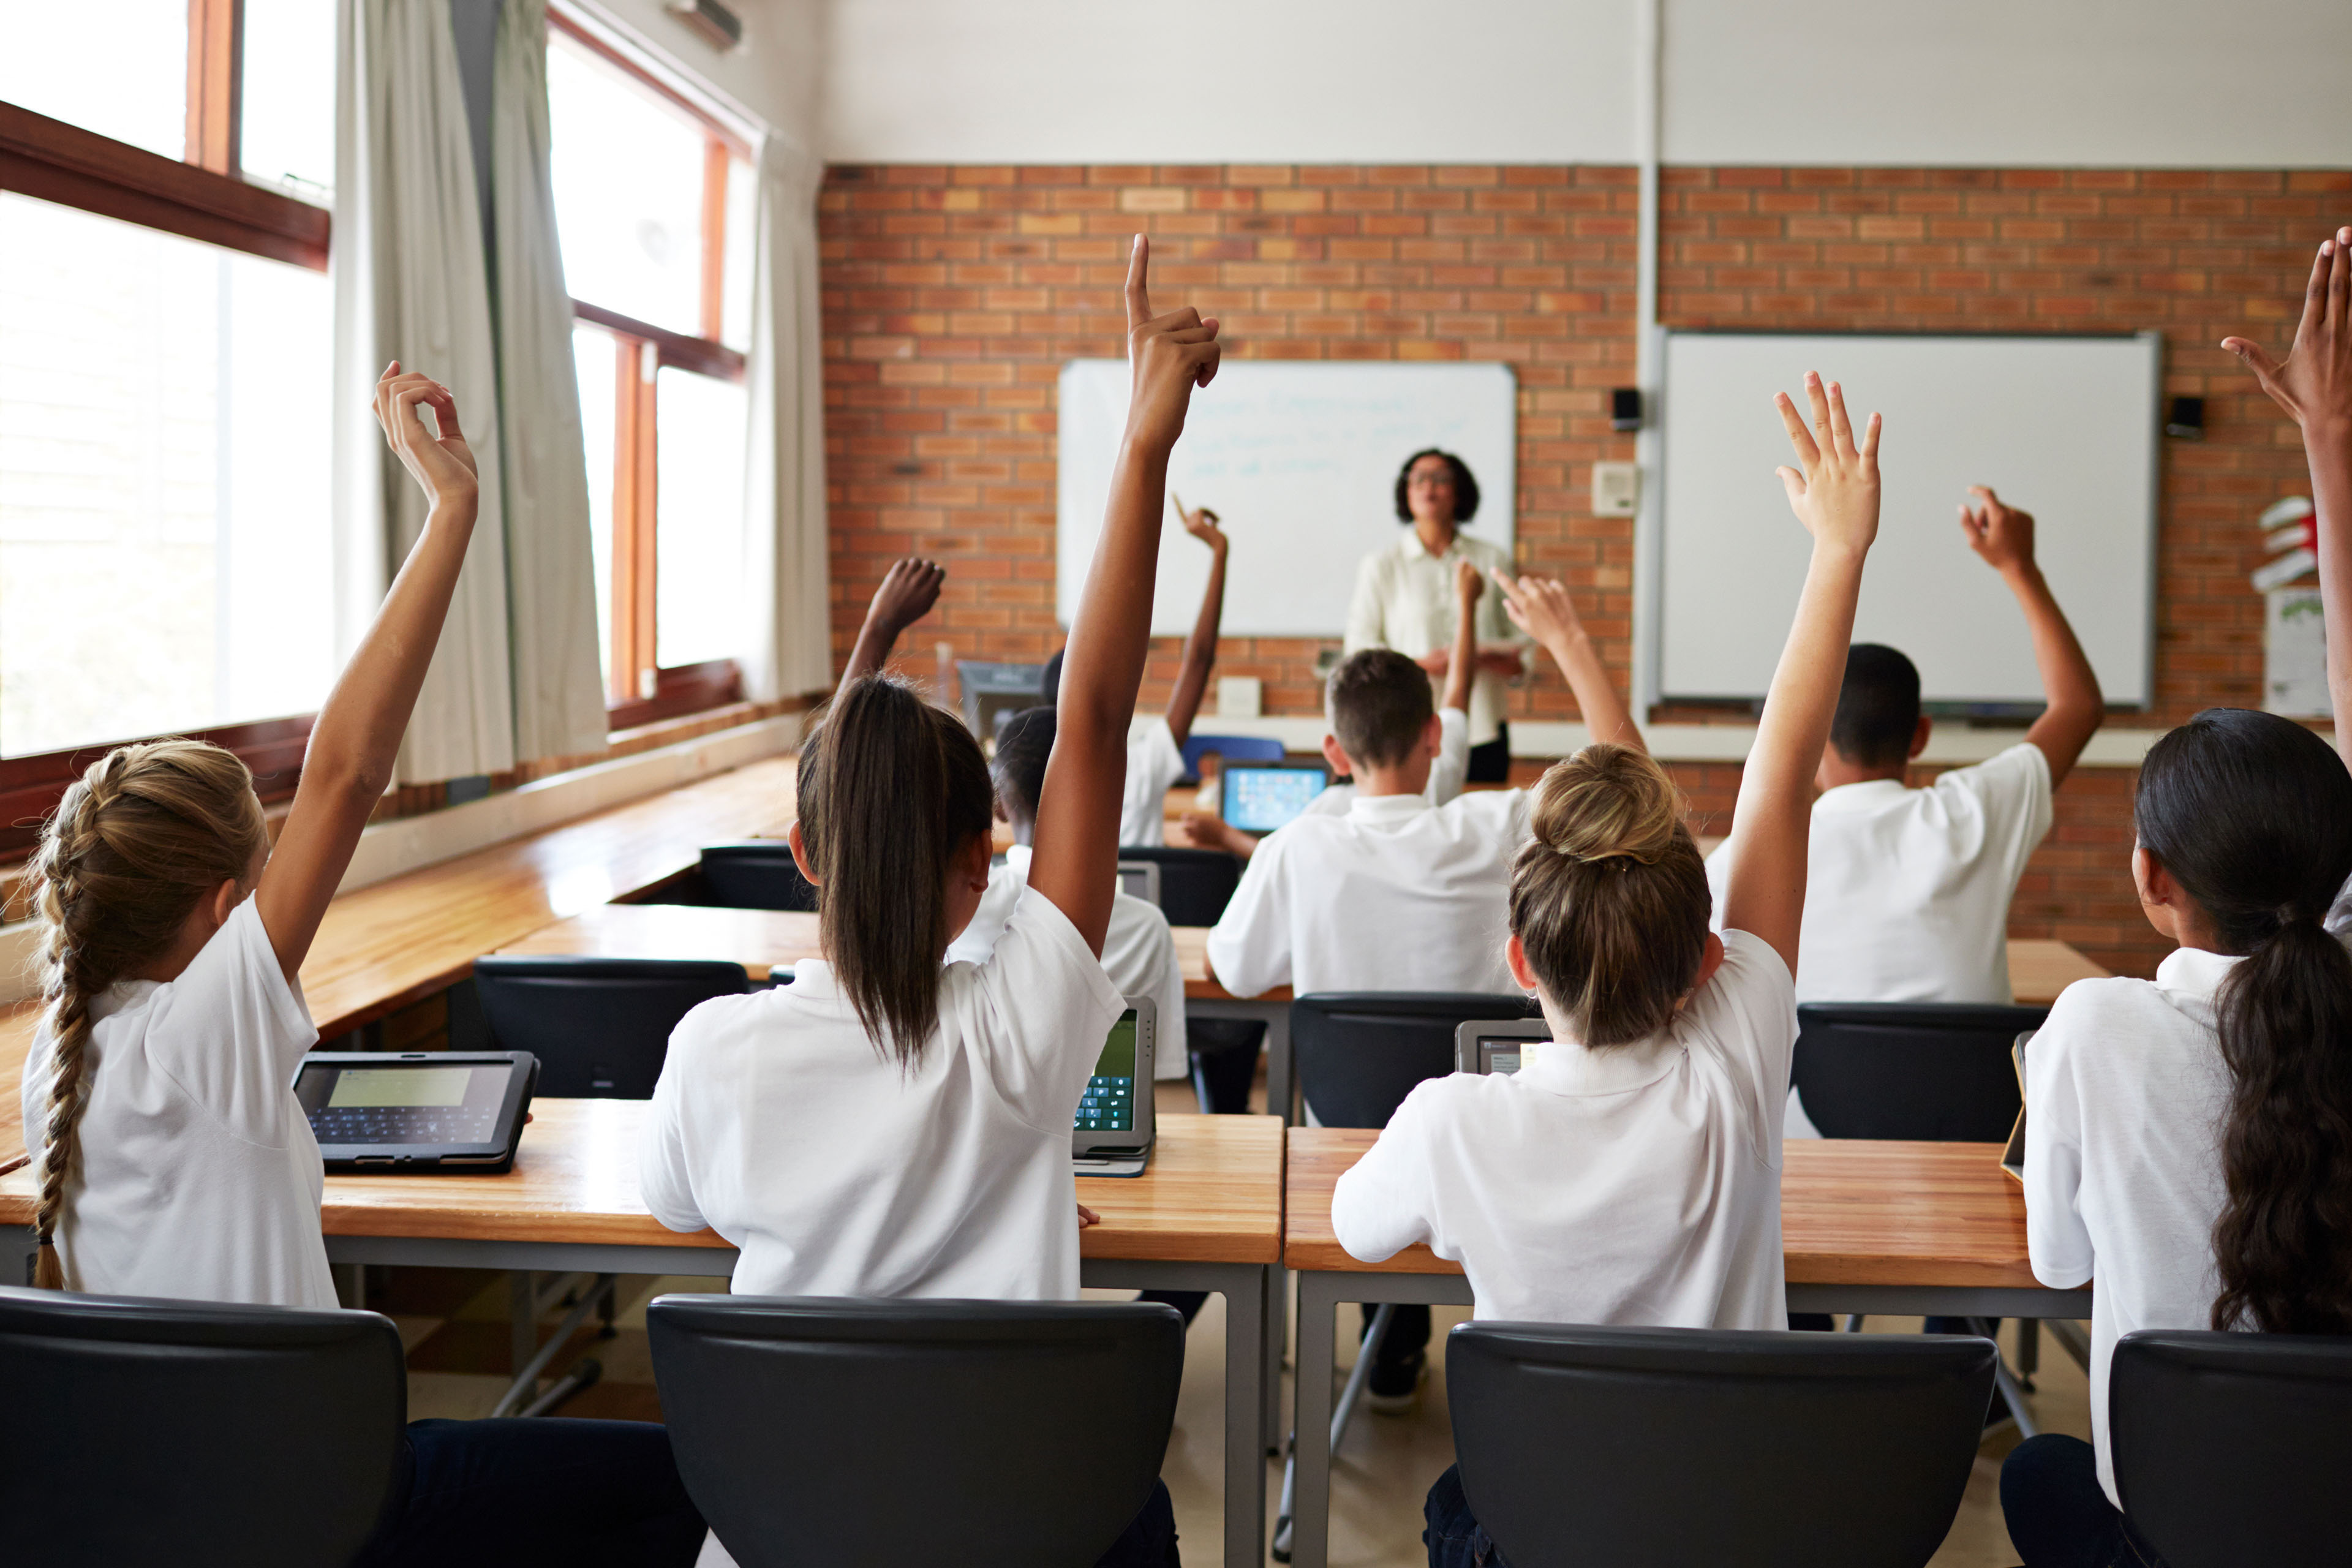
[1074,999,1155,1178]
[293,1051,538,1174]
[1455,1017,1551,1077]
[1220,762,1330,834]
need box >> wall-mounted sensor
[1610,388,1642,432]
[2165,396,2204,440]
[666,0,744,51]
[1591,461,1640,517]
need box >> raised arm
[1720,373,1882,973]
[1958,488,2103,784]
[2226,225,2352,765]
[837,558,946,695]
[1491,569,1642,753]
[1162,499,1229,746]
[254,366,478,980]
[1444,558,1480,715]
[1027,236,1220,952]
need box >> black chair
[471,954,748,1099]
[1447,1321,1996,1568]
[2111,1329,2352,1567]
[1792,1001,2048,1142]
[0,1284,404,1567]
[1291,992,1542,1131]
[647,1295,1182,1568]
[1113,845,1241,927]
[691,842,819,912]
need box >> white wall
[569,0,826,149]
[810,0,2352,167]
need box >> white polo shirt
[1119,718,1188,849]
[639,891,1125,1302]
[1345,530,1528,748]
[1705,741,2054,1004]
[948,845,1186,1079]
[1331,930,1797,1329]
[2024,945,2242,1508]
[18,897,333,1308]
[1204,788,1531,998]
[1301,708,1471,821]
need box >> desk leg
[510,1271,537,1379]
[1264,1262,1286,1455]
[1291,1273,1340,1568]
[1221,1263,1270,1568]
[1263,1004,1294,1125]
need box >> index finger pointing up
[1125,233,1151,335]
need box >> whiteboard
[1656,333,2160,708]
[1056,360,1517,636]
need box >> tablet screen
[1223,764,1327,832]
[1480,1042,1524,1076]
[1077,1010,1137,1133]
[296,1060,514,1147]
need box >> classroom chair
[472,954,750,1099]
[646,1295,1183,1568]
[2109,1329,2352,1567]
[1178,731,1287,785]
[0,1284,404,1568]
[1112,845,1242,927]
[667,841,820,912]
[1446,1321,1996,1568]
[1115,858,1163,907]
[1790,1001,2048,1142]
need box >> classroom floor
[379,1078,2085,1567]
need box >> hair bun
[1531,742,1683,866]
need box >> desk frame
[1285,1268,2095,1568]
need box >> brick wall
[820,164,2351,978]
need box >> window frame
[548,7,754,713]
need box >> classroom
[2,1,2348,1564]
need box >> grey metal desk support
[1283,1268,2096,1568]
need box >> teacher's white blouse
[1344,529,1525,747]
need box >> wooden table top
[0,1099,1285,1267]
[1283,1128,2042,1289]
[2007,938,2108,1005]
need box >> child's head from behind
[1826,643,1923,777]
[1509,744,1714,1047]
[992,704,1056,842]
[1324,649,1437,780]
[30,739,267,1287]
[2133,706,2352,1336]
[793,676,994,1066]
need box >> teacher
[1344,448,1529,782]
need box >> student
[1703,486,2103,1011]
[1327,375,1882,1568]
[639,235,1216,1568]
[1040,497,1230,848]
[2000,226,2352,1568]
[19,367,703,1566]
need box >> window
[0,0,333,844]
[547,15,753,723]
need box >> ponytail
[28,741,268,1289]
[798,676,994,1068]
[2134,708,2352,1334]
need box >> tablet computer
[293,1051,539,1173]
[1455,1016,1551,1077]
[1221,762,1331,834]
[1074,998,1155,1178]
[2000,1031,2034,1182]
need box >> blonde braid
[24,742,267,1290]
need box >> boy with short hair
[1706,486,2103,1008]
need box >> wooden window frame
[549,13,755,724]
[0,716,314,859]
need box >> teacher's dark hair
[1393,448,1480,524]
[797,675,994,1068]
[2133,707,2352,1335]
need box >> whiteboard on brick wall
[1055,360,1517,636]
[1656,331,2160,709]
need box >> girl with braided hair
[21,366,704,1565]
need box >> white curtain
[490,0,609,761]
[332,0,518,785]
[739,132,833,702]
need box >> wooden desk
[1277,1128,2089,1568]
[0,1101,1283,1568]
[2008,938,2108,1005]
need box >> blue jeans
[2000,1434,2167,1568]
[358,1418,705,1567]
[1423,1464,1512,1568]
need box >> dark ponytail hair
[2133,707,2352,1334]
[797,676,994,1068]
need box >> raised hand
[1959,486,2037,575]
[1123,235,1221,454]
[1172,492,1229,553]
[1774,371,1881,556]
[373,361,477,513]
[2223,226,2352,433]
[865,558,946,637]
[1453,556,1484,608]
[1490,569,1583,651]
